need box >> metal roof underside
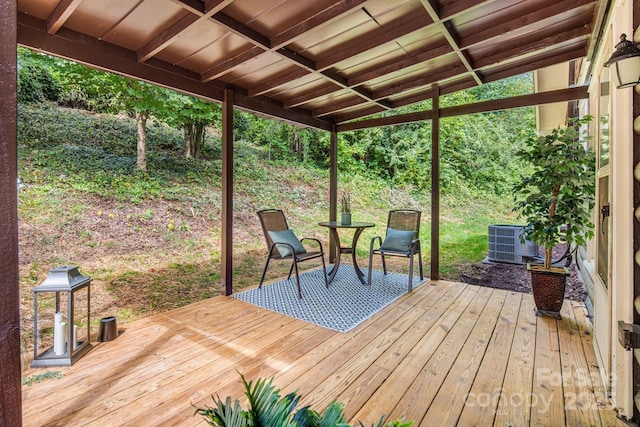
[16,0,603,131]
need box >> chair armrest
[300,237,324,252]
[409,238,420,253]
[369,235,383,252]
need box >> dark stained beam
[248,68,309,97]
[213,11,271,49]
[347,42,452,87]
[0,0,22,425]
[418,0,483,86]
[330,105,385,124]
[137,14,200,63]
[284,84,339,109]
[201,47,263,82]
[441,85,588,117]
[170,0,204,15]
[271,0,368,49]
[339,110,433,131]
[17,13,333,131]
[337,86,588,131]
[482,47,587,85]
[46,0,82,34]
[329,125,338,263]
[431,85,440,280]
[460,0,594,50]
[221,88,233,296]
[372,63,468,100]
[313,97,367,117]
[315,13,433,71]
[440,0,494,19]
[208,6,392,110]
[473,27,591,69]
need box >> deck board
[21,280,624,427]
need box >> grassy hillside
[17,103,517,344]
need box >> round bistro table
[318,221,375,284]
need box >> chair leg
[367,251,374,286]
[287,261,295,280]
[408,252,414,292]
[259,257,272,288]
[381,254,387,275]
[321,254,329,288]
[293,259,302,298]
[418,247,424,280]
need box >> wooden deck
[22,279,623,426]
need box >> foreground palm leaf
[194,373,413,427]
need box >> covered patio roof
[16,0,606,130]
[2,1,616,423]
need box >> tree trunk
[184,124,194,158]
[136,112,148,171]
[544,184,560,269]
[193,124,204,159]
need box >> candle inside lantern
[73,325,78,349]
[53,312,65,355]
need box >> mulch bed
[458,258,587,302]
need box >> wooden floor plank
[558,302,603,426]
[300,280,464,413]
[455,290,523,426]
[20,280,621,427]
[571,301,624,426]
[493,293,537,426]
[421,288,509,425]
[348,284,483,425]
[382,288,493,424]
[530,311,565,426]
[320,281,469,418]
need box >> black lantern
[32,266,92,367]
[604,34,640,89]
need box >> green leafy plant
[513,116,596,269]
[194,373,412,427]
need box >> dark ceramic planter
[527,264,569,319]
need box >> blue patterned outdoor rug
[233,267,424,333]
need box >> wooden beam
[221,88,233,296]
[0,1,22,425]
[329,126,338,263]
[315,13,433,71]
[460,0,594,49]
[473,26,591,69]
[347,42,452,87]
[248,68,309,97]
[271,0,368,49]
[137,14,200,63]
[46,0,82,34]
[419,0,483,86]
[200,46,263,82]
[17,14,333,131]
[430,86,440,280]
[440,85,588,117]
[142,0,238,64]
[337,86,588,131]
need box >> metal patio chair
[257,209,328,298]
[367,209,424,292]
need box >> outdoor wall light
[604,34,640,89]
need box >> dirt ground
[458,257,587,302]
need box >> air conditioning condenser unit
[487,224,538,265]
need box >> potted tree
[513,116,596,318]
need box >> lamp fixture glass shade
[604,34,640,88]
